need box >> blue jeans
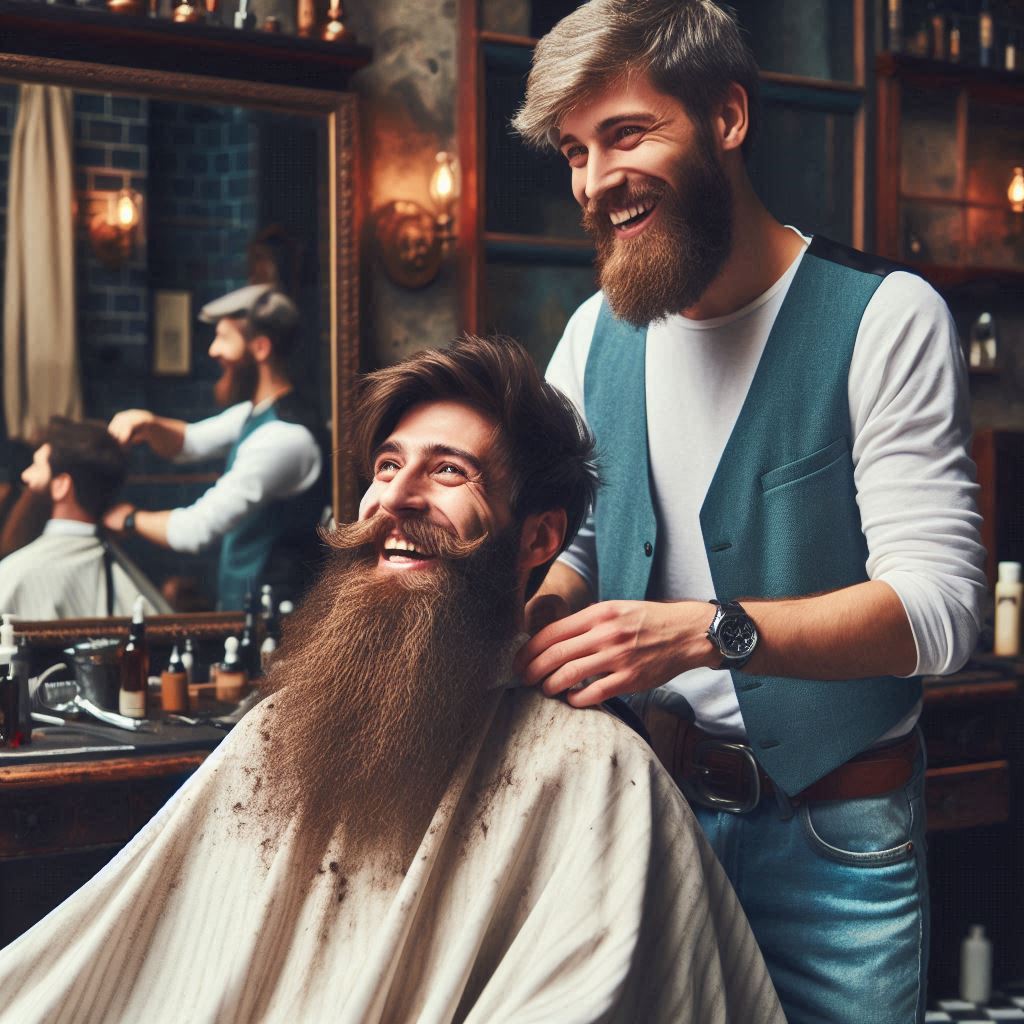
[693,742,929,1024]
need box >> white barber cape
[0,688,783,1023]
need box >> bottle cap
[969,924,987,940]
[998,561,1022,584]
[223,635,240,666]
[0,613,16,664]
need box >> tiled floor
[927,994,1024,1021]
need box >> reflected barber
[105,285,328,610]
[511,2,986,1022]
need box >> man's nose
[584,152,627,205]
[377,467,428,517]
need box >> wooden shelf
[484,232,594,266]
[0,0,372,90]
[876,51,1024,102]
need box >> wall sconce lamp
[89,189,143,270]
[1009,166,1024,214]
[374,151,460,289]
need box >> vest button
[643,541,653,557]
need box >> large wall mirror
[0,46,360,635]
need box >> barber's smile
[609,198,658,238]
[379,533,437,571]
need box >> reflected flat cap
[198,283,272,323]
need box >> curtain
[3,84,81,442]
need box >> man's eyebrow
[371,439,485,476]
[558,112,657,149]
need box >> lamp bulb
[1009,166,1024,214]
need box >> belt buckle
[690,740,761,814]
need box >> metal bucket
[63,639,122,711]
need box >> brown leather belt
[644,707,919,813]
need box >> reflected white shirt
[165,398,322,554]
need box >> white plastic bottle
[994,561,1023,657]
[960,924,992,1004]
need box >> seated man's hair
[352,335,599,597]
[45,417,128,519]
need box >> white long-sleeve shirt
[546,233,986,738]
[165,399,322,554]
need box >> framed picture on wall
[153,290,192,376]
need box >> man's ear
[715,81,749,153]
[518,508,567,572]
[249,334,273,364]
[50,472,72,504]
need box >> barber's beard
[583,132,734,327]
[257,512,522,874]
[214,353,259,408]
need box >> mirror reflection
[0,84,332,616]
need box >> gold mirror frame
[0,50,360,644]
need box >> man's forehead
[381,399,501,464]
[556,76,681,142]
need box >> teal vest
[583,236,923,796]
[217,399,327,610]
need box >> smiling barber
[105,285,328,610]
[512,2,986,1022]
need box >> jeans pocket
[800,785,918,868]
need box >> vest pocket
[760,437,850,494]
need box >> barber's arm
[516,582,916,708]
[107,421,321,554]
[104,505,172,547]
[108,410,188,459]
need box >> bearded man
[0,336,784,1024]
[105,285,328,610]
[511,2,986,1022]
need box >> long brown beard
[214,353,259,408]
[257,513,522,874]
[583,128,733,326]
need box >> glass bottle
[119,596,149,719]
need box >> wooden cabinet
[875,52,1024,288]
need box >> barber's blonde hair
[512,0,760,156]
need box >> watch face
[719,614,757,657]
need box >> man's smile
[379,532,438,570]
[609,197,658,237]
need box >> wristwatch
[123,510,137,535]
[706,599,758,670]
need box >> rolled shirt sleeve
[166,419,322,554]
[850,271,986,676]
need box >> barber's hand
[515,599,719,708]
[108,409,154,446]
[103,502,135,534]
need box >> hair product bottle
[259,584,280,671]
[888,0,903,51]
[0,614,29,745]
[119,596,149,719]
[960,924,993,1004]
[978,0,994,66]
[994,561,1022,657]
[239,588,262,679]
[216,636,248,703]
[181,637,195,686]
[161,644,189,715]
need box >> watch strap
[123,510,137,535]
